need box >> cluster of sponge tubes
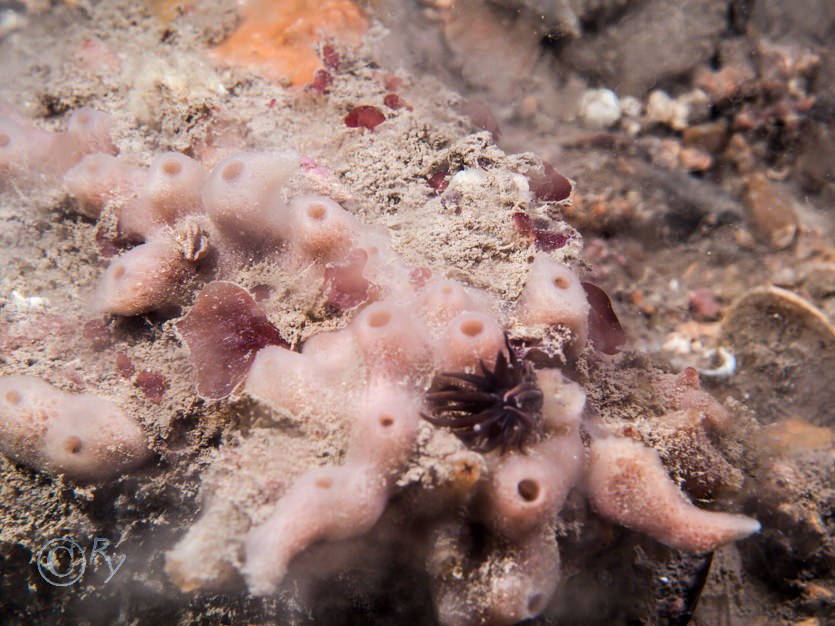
[193,257,756,626]
[0,105,116,181]
[164,210,756,624]
[167,253,593,626]
[0,107,761,626]
[0,107,152,481]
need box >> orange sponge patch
[211,0,368,85]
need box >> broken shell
[174,218,211,262]
[720,286,835,426]
[698,347,736,379]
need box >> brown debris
[744,172,798,249]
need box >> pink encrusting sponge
[242,384,421,595]
[516,253,590,353]
[0,104,762,626]
[0,376,149,481]
[201,151,300,245]
[0,106,116,181]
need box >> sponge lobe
[0,376,150,481]
[144,152,206,225]
[486,431,583,540]
[420,279,480,326]
[286,195,360,263]
[202,151,300,245]
[63,107,117,157]
[95,233,189,315]
[64,153,146,220]
[586,435,762,552]
[0,106,116,181]
[241,385,420,595]
[352,302,432,379]
[436,311,505,371]
[0,116,36,177]
[516,254,590,353]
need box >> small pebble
[682,121,728,154]
[744,172,798,249]
[646,90,689,130]
[579,88,621,129]
[679,146,712,172]
[689,288,721,321]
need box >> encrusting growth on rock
[208,0,368,86]
[0,96,762,626]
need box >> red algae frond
[582,282,626,355]
[210,0,368,86]
[512,211,571,252]
[344,105,386,130]
[383,93,411,111]
[426,169,449,193]
[135,370,169,404]
[528,161,572,202]
[176,282,286,400]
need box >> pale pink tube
[516,254,589,353]
[435,311,506,372]
[586,435,761,552]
